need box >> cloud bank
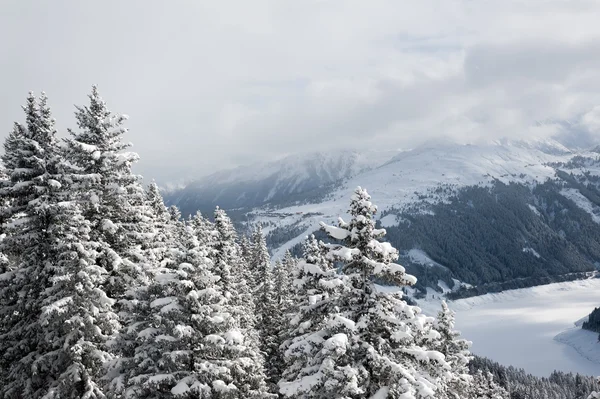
[2,0,600,182]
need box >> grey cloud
[2,1,600,183]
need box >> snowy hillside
[168,137,595,220]
[265,138,575,218]
[167,149,400,216]
[245,138,597,254]
[168,137,600,294]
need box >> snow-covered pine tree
[239,235,253,266]
[273,259,291,309]
[212,207,235,294]
[0,92,65,397]
[106,224,213,398]
[281,186,450,398]
[109,224,271,398]
[64,85,151,307]
[280,250,297,303]
[35,190,119,399]
[279,234,348,397]
[168,205,182,223]
[268,259,289,386]
[212,207,256,331]
[189,211,216,251]
[270,250,298,379]
[250,225,279,390]
[434,301,473,398]
[145,181,173,264]
[1,92,118,398]
[471,371,509,399]
[249,225,266,292]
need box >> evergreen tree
[270,249,298,382]
[471,371,509,399]
[65,85,151,306]
[435,301,473,398]
[189,211,215,251]
[36,197,119,398]
[279,234,348,397]
[0,92,65,397]
[280,250,297,304]
[239,235,253,266]
[281,187,450,398]
[107,225,213,398]
[212,208,256,333]
[109,225,270,398]
[145,181,174,264]
[168,205,182,224]
[0,92,118,398]
[211,207,270,397]
[250,226,279,390]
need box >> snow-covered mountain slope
[267,139,574,218]
[167,149,400,217]
[250,138,594,247]
[169,137,600,294]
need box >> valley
[449,278,600,377]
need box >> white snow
[555,325,600,365]
[451,278,600,377]
[379,214,398,227]
[406,249,447,270]
[528,204,541,216]
[319,221,350,240]
[323,333,348,351]
[437,280,451,293]
[560,188,600,223]
[522,247,541,258]
[171,381,190,395]
[370,386,390,398]
[224,329,244,345]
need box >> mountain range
[165,137,600,296]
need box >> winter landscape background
[4,1,600,398]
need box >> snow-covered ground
[560,188,600,224]
[450,279,600,377]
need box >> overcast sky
[2,1,600,183]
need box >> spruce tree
[65,85,150,306]
[36,196,119,399]
[107,225,213,398]
[435,301,473,398]
[0,92,118,398]
[145,181,173,264]
[0,92,65,397]
[281,187,450,398]
[471,371,509,399]
[109,225,270,398]
[212,208,257,334]
[251,226,279,390]
[270,250,298,382]
[239,235,253,266]
[279,234,348,397]
[189,211,215,251]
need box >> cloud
[2,0,600,183]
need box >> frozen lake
[451,279,600,377]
